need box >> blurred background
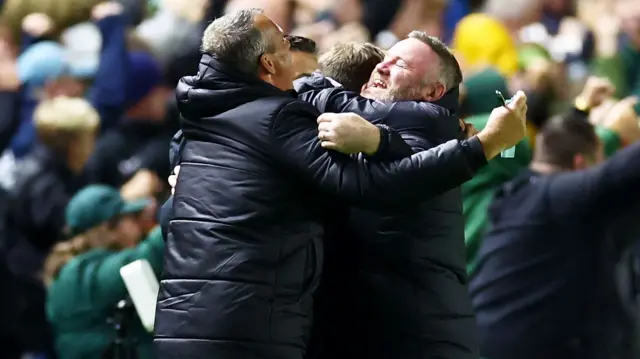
[0,0,639,359]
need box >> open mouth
[371,79,387,89]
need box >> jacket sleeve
[270,102,487,207]
[297,83,359,114]
[88,14,129,132]
[91,228,165,304]
[365,125,414,161]
[548,141,640,219]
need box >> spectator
[3,96,99,359]
[8,4,128,159]
[286,35,319,79]
[44,185,164,359]
[461,76,625,273]
[6,96,98,278]
[453,13,519,77]
[83,51,172,196]
[591,5,640,114]
[470,97,640,359]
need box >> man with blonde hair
[318,42,385,92]
[33,97,99,167]
[1,96,98,359]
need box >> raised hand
[477,91,528,160]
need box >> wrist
[476,131,503,160]
[363,125,383,156]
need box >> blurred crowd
[0,0,638,358]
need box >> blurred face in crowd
[69,131,96,171]
[255,14,295,90]
[361,38,444,102]
[131,86,172,121]
[109,214,144,249]
[45,77,88,99]
[290,50,318,79]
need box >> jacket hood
[176,54,296,122]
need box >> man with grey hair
[154,8,528,359]
[296,33,501,359]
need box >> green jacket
[46,227,164,359]
[463,114,621,274]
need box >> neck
[529,161,565,174]
[259,73,278,89]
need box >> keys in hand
[477,91,528,160]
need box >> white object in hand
[119,259,159,333]
[501,97,516,158]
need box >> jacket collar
[176,55,297,120]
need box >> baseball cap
[66,185,150,236]
[17,41,66,86]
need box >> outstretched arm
[270,103,487,207]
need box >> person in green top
[591,11,640,114]
[462,75,638,275]
[44,185,165,359]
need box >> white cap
[60,22,102,79]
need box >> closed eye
[395,61,407,68]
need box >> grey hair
[407,31,463,91]
[201,8,274,74]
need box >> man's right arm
[270,102,488,207]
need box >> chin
[362,87,386,99]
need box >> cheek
[389,72,409,87]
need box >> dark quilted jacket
[296,74,480,359]
[154,55,487,359]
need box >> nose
[375,60,391,75]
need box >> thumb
[618,96,639,108]
[508,91,528,110]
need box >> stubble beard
[369,84,423,103]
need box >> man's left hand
[460,119,478,138]
[317,113,380,155]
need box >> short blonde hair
[319,42,386,92]
[34,96,99,154]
